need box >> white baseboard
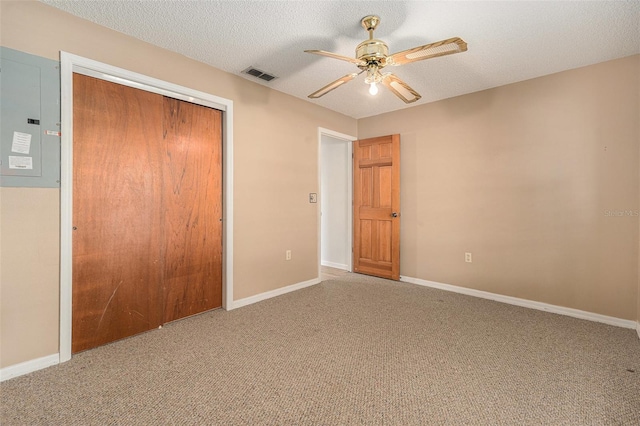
[637,322,640,340]
[400,276,637,330]
[321,261,349,271]
[231,277,321,310]
[0,353,59,382]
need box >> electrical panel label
[8,156,33,169]
[11,131,32,154]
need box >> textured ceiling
[42,1,640,119]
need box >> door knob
[391,212,398,218]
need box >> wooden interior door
[162,97,222,323]
[72,74,164,353]
[353,134,400,280]
[72,74,223,353]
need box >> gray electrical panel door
[1,47,61,187]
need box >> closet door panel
[72,74,164,353]
[162,97,223,322]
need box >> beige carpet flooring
[2,272,639,425]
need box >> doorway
[318,128,356,278]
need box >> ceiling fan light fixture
[304,16,467,103]
[365,64,382,95]
[364,62,382,96]
[364,64,381,83]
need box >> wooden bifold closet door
[72,74,222,353]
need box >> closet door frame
[60,52,235,363]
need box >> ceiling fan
[305,15,467,103]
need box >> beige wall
[359,55,640,321]
[0,1,356,368]
[0,189,60,367]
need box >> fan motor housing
[356,39,389,67]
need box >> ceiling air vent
[242,66,277,82]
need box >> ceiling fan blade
[305,50,366,66]
[308,73,361,99]
[388,37,467,66]
[381,74,422,103]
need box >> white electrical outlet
[286,250,292,260]
[465,252,472,263]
